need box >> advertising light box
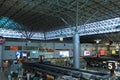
[84,50,90,56]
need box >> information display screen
[16,51,30,59]
[59,51,69,58]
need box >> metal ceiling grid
[0,0,118,32]
[0,17,119,43]
[0,0,119,43]
[17,0,86,31]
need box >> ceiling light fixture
[59,30,65,41]
[94,39,101,44]
[59,37,63,41]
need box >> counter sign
[107,61,118,70]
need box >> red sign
[100,50,105,55]
[84,51,90,56]
[86,51,90,54]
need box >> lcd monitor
[16,51,30,59]
[59,51,69,58]
[16,51,22,59]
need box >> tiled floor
[0,71,8,80]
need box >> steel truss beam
[45,17,120,39]
[0,28,44,40]
[0,17,120,40]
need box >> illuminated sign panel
[10,46,18,50]
[84,50,90,56]
[112,50,116,54]
[100,50,105,55]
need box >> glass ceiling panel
[0,17,44,40]
[0,17,23,29]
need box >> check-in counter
[23,62,110,80]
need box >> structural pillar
[73,32,80,69]
[0,45,3,68]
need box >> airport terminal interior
[0,0,120,80]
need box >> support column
[73,32,80,69]
[0,45,3,68]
